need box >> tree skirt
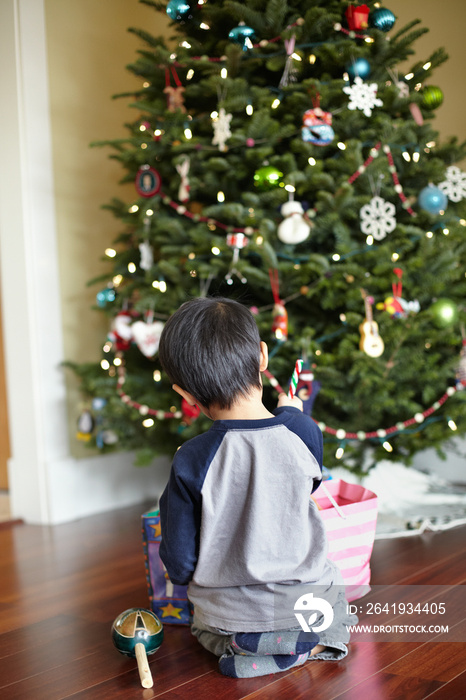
[327,462,466,539]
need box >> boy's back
[160,405,336,632]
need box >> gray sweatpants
[191,586,357,661]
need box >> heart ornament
[131,320,164,358]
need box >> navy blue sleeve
[273,406,323,492]
[159,429,225,585]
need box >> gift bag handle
[320,481,347,519]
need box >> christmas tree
[69,0,466,472]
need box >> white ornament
[277,201,312,244]
[111,312,133,341]
[139,241,153,271]
[438,165,466,203]
[396,81,409,98]
[131,320,164,357]
[342,76,383,117]
[176,156,191,202]
[360,196,396,240]
[212,107,232,152]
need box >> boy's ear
[172,384,198,406]
[259,341,269,372]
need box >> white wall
[0,0,169,524]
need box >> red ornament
[345,4,370,30]
[269,268,288,341]
[181,399,201,424]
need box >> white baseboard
[9,451,170,525]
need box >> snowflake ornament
[212,107,232,152]
[360,196,396,240]
[343,76,383,117]
[438,165,466,203]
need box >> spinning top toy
[112,608,163,688]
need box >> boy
[158,297,355,678]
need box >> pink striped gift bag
[313,479,378,602]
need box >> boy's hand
[277,393,303,411]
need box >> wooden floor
[0,504,465,700]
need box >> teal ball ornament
[418,185,448,215]
[370,7,396,32]
[166,0,191,21]
[430,298,459,328]
[253,165,283,190]
[346,57,371,81]
[96,287,116,308]
[228,23,255,51]
[421,85,444,110]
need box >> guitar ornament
[359,289,384,357]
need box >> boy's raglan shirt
[159,406,338,632]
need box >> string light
[184,127,193,139]
[402,151,411,162]
[448,419,458,431]
[186,69,194,80]
[285,184,296,193]
[332,253,340,261]
[105,248,116,258]
[101,359,110,371]
[154,129,163,138]
[113,357,122,367]
[382,441,393,452]
[220,67,228,79]
[146,209,154,216]
[366,235,374,245]
[246,103,253,116]
[309,54,316,64]
[128,262,136,273]
[337,142,346,150]
[412,151,420,163]
[142,418,155,428]
[141,143,148,150]
[200,22,210,30]
[423,61,431,70]
[271,98,281,109]
[180,41,191,49]
[443,228,449,235]
[113,275,123,286]
[217,191,225,202]
[291,53,302,61]
[404,72,414,80]
[335,445,345,459]
[153,370,161,382]
[308,157,316,166]
[129,205,139,213]
[211,246,221,255]
[426,230,434,238]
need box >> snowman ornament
[277,200,312,245]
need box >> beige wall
[389,0,466,150]
[44,0,171,453]
[43,1,465,455]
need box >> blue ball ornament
[418,185,448,215]
[346,57,371,81]
[228,23,255,51]
[370,7,396,32]
[96,287,116,308]
[166,0,191,21]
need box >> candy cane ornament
[288,359,304,399]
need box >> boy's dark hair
[158,297,262,409]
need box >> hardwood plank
[423,671,466,699]
[0,503,464,699]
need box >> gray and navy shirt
[159,406,339,632]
